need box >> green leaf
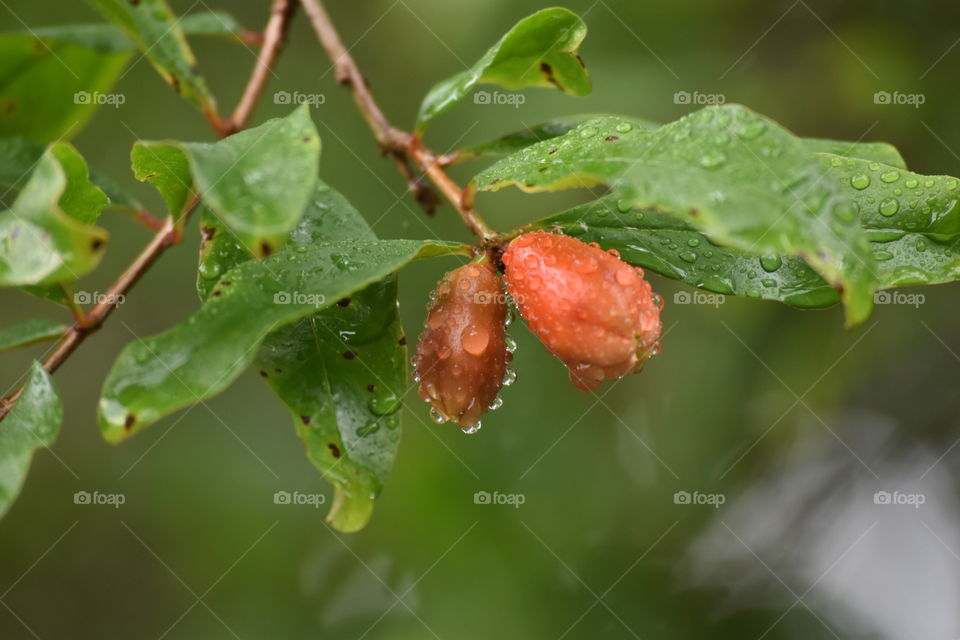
[130,141,193,218]
[137,107,320,254]
[416,8,591,129]
[457,115,656,162]
[819,153,960,288]
[0,319,67,353]
[803,138,906,169]
[0,136,139,212]
[0,143,108,287]
[0,362,63,518]
[98,236,462,441]
[196,183,403,532]
[257,278,406,533]
[0,31,132,141]
[86,0,217,115]
[180,106,320,256]
[538,153,960,309]
[475,106,878,326]
[455,115,899,168]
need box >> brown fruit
[415,261,508,431]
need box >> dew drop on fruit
[461,422,481,435]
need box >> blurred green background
[2,0,960,637]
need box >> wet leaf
[0,362,63,518]
[0,319,67,353]
[0,143,108,286]
[86,0,216,114]
[416,8,590,129]
[457,116,900,168]
[537,153,960,310]
[196,183,402,532]
[99,235,462,442]
[475,106,878,326]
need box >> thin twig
[299,0,496,239]
[228,0,297,133]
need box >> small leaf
[86,0,217,114]
[416,8,590,129]
[130,141,193,218]
[0,362,63,518]
[475,106,878,326]
[0,144,108,287]
[99,236,463,441]
[0,31,132,141]
[182,105,320,256]
[0,319,67,353]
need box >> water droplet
[369,392,401,416]
[737,121,766,139]
[462,325,490,356]
[759,255,783,272]
[878,197,899,217]
[947,179,958,190]
[687,238,701,247]
[502,368,517,386]
[461,422,481,435]
[488,397,504,410]
[579,126,598,138]
[678,251,697,263]
[698,151,726,168]
[504,335,518,353]
[615,122,633,133]
[850,173,870,190]
[880,170,900,183]
[916,239,926,252]
[429,407,446,424]
[651,293,663,309]
[616,199,631,213]
[904,178,919,188]
[873,250,894,261]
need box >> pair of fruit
[415,232,663,432]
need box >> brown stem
[0,2,292,422]
[227,0,297,134]
[300,0,497,238]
